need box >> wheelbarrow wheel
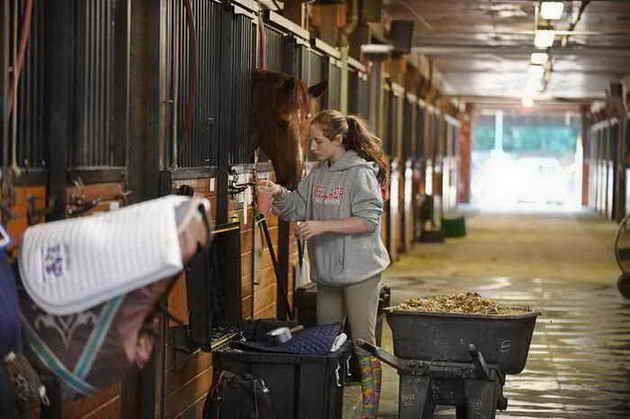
[617,274,630,299]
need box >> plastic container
[387,310,539,374]
[441,214,466,238]
[213,320,352,419]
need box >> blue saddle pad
[235,322,342,355]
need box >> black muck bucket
[358,309,539,419]
[387,310,538,374]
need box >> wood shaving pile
[390,292,529,315]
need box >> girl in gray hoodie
[258,109,390,419]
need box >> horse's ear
[282,78,296,91]
[308,80,328,98]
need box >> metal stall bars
[347,57,369,122]
[388,81,405,260]
[72,0,129,176]
[6,0,47,179]
[443,115,461,213]
[160,0,259,220]
[155,1,257,418]
[413,98,427,240]
[5,0,132,218]
[165,0,218,170]
[609,122,619,220]
[590,120,617,217]
[311,38,341,111]
[379,82,392,248]
[65,0,132,223]
[1,2,8,167]
[2,0,48,232]
[624,122,630,220]
[401,91,417,252]
[592,126,599,212]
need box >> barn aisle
[344,209,630,418]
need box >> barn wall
[0,0,460,417]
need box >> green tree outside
[474,119,578,157]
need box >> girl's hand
[296,221,327,240]
[256,179,282,196]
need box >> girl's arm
[349,167,383,233]
[258,175,312,222]
[296,217,369,240]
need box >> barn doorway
[471,109,582,211]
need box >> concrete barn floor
[342,208,630,418]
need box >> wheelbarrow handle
[468,344,491,380]
[356,339,408,372]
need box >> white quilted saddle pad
[19,195,209,315]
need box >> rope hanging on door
[7,0,33,119]
[256,10,267,71]
[182,0,197,144]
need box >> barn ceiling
[382,0,630,105]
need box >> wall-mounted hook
[0,167,18,224]
[27,195,56,226]
[227,167,249,196]
[0,203,16,225]
[66,196,101,218]
[175,185,194,197]
[115,189,133,206]
[66,177,101,217]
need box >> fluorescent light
[526,67,545,93]
[531,52,549,65]
[534,30,555,48]
[361,44,394,54]
[522,97,535,107]
[540,2,564,20]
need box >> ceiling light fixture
[526,65,545,93]
[531,52,549,65]
[540,2,565,20]
[534,30,555,48]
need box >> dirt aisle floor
[343,208,629,418]
[385,209,619,285]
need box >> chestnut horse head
[253,70,327,190]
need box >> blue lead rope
[21,295,124,396]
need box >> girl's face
[309,123,344,162]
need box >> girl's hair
[311,109,389,186]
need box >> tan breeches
[316,274,382,353]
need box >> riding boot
[358,355,378,419]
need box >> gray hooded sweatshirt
[272,150,390,287]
